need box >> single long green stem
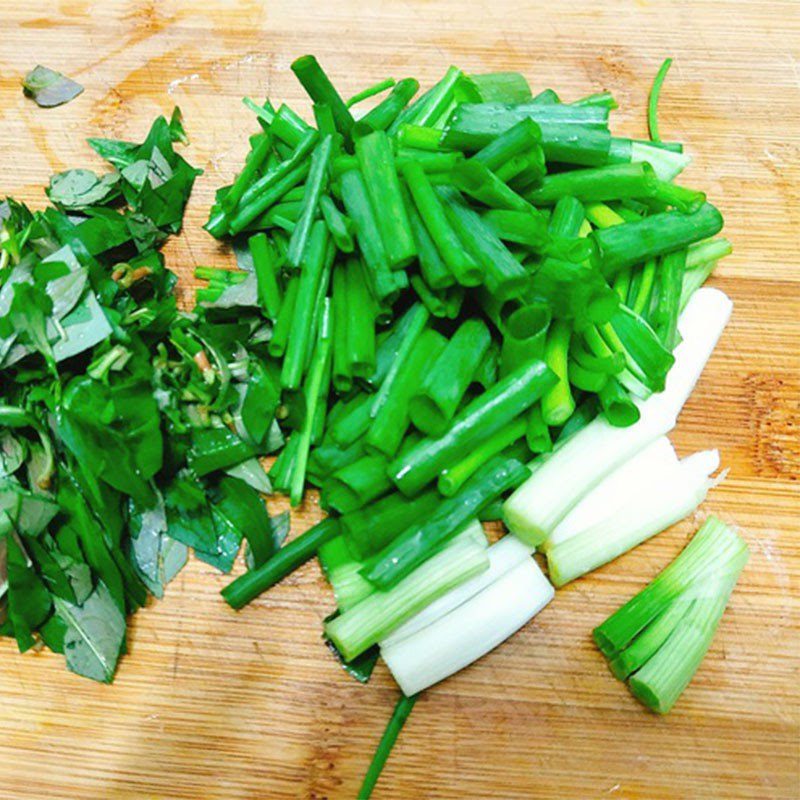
[358,694,419,800]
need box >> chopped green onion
[325,525,489,661]
[408,318,491,437]
[504,288,732,545]
[381,540,553,694]
[595,515,748,713]
[355,131,417,269]
[391,360,555,497]
[222,518,340,609]
[291,55,355,144]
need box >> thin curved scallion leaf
[648,58,673,143]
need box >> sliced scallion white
[546,448,721,587]
[381,532,534,648]
[546,436,678,549]
[324,523,489,662]
[381,555,553,696]
[503,288,732,546]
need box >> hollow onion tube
[436,186,529,300]
[540,320,575,426]
[319,194,354,252]
[358,693,419,800]
[497,150,544,185]
[537,124,612,167]
[366,329,447,458]
[280,222,330,390]
[389,66,464,132]
[344,259,376,378]
[222,132,272,213]
[500,303,551,375]
[381,550,553,695]
[365,330,447,458]
[599,376,641,427]
[331,266,353,392]
[408,318,491,437]
[339,169,397,305]
[361,303,423,391]
[438,416,527,496]
[308,437,364,484]
[527,162,658,206]
[270,103,315,147]
[357,78,420,133]
[324,524,489,661]
[381,531,534,648]
[524,403,551,453]
[547,437,678,548]
[391,360,556,497]
[356,131,417,269]
[367,457,530,588]
[591,203,724,278]
[368,303,428,411]
[472,118,544,173]
[341,488,441,560]
[442,101,609,149]
[503,288,733,545]
[451,159,535,213]
[249,233,283,319]
[323,454,392,514]
[597,517,748,714]
[228,129,317,233]
[347,77,395,107]
[401,161,477,285]
[546,448,721,587]
[291,55,355,144]
[469,70,532,103]
[481,209,551,251]
[222,518,339,609]
[401,185,454,291]
[395,124,446,151]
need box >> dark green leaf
[54,581,126,683]
[6,531,52,652]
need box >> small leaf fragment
[23,65,84,108]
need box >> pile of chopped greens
[194,56,743,797]
[3,54,749,800]
[0,110,288,682]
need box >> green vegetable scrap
[23,65,84,108]
[594,516,748,713]
[0,110,284,682]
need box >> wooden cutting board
[0,1,798,797]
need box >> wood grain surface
[1,1,798,798]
